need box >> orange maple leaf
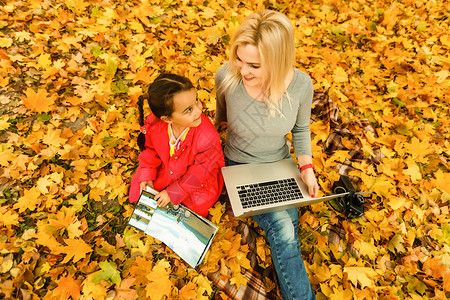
[51,274,81,300]
[34,229,61,252]
[127,256,153,286]
[114,278,138,300]
[22,87,56,113]
[178,282,198,300]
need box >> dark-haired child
[129,74,224,217]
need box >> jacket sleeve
[165,130,224,205]
[135,135,162,183]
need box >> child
[129,73,225,217]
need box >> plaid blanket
[207,90,380,299]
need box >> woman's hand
[139,180,154,194]
[155,190,171,207]
[300,168,319,198]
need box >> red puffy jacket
[129,113,224,217]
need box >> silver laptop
[221,157,348,217]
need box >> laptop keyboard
[237,178,303,209]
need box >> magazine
[127,187,219,268]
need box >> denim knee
[253,209,299,246]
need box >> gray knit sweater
[215,64,313,164]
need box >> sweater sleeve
[292,76,313,156]
[165,129,224,205]
[215,65,228,123]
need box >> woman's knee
[258,210,298,244]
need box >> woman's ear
[160,116,172,123]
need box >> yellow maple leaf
[370,176,395,198]
[88,144,105,158]
[82,275,108,299]
[333,67,348,83]
[208,201,224,224]
[403,160,422,183]
[48,208,77,235]
[22,88,56,113]
[404,137,433,158]
[13,187,41,213]
[434,70,449,83]
[66,219,83,239]
[146,260,172,300]
[0,37,12,48]
[0,117,9,130]
[36,175,53,194]
[354,240,378,260]
[42,128,68,147]
[0,144,16,167]
[230,271,247,289]
[386,196,409,211]
[37,53,52,69]
[193,274,213,297]
[58,238,93,264]
[434,169,450,194]
[312,263,332,283]
[0,206,19,227]
[344,267,377,288]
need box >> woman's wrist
[299,163,314,172]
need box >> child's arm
[137,134,163,182]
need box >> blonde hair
[221,10,295,116]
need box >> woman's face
[235,44,267,89]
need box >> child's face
[165,88,202,128]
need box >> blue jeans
[225,157,316,300]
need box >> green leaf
[330,25,344,35]
[416,22,427,33]
[104,59,118,78]
[68,193,88,212]
[387,81,399,93]
[392,98,406,107]
[395,124,414,136]
[437,224,450,244]
[111,79,129,94]
[91,6,101,17]
[91,46,103,58]
[123,227,142,249]
[405,275,427,295]
[37,113,52,122]
[91,261,121,286]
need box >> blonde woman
[215,10,318,300]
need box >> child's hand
[155,190,171,207]
[139,180,154,194]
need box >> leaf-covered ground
[0,0,449,299]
